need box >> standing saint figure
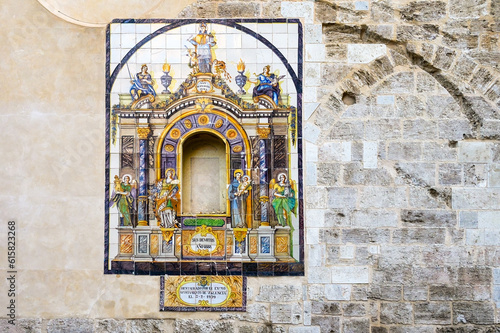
[151,169,180,228]
[111,174,137,227]
[228,170,251,228]
[251,65,285,106]
[270,173,296,229]
[130,64,156,101]
[188,22,216,73]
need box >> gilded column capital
[137,127,151,140]
[257,127,271,139]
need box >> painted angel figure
[186,49,200,74]
[151,168,180,228]
[270,173,296,229]
[110,174,137,227]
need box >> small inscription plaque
[182,225,225,258]
[191,233,217,252]
[160,275,246,311]
[196,79,212,93]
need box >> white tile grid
[151,34,166,49]
[273,22,288,34]
[110,93,120,107]
[273,33,289,49]
[242,33,258,48]
[261,33,274,46]
[216,49,228,64]
[111,22,300,100]
[151,49,166,64]
[256,48,274,63]
[180,24,196,34]
[257,23,273,33]
[166,33,182,48]
[151,23,167,34]
[287,22,299,34]
[120,23,135,34]
[110,153,120,166]
[165,49,183,64]
[109,126,120,154]
[121,33,136,49]
[110,23,120,34]
[110,168,120,178]
[136,47,152,64]
[110,47,122,63]
[136,33,150,45]
[109,215,119,239]
[241,22,257,32]
[119,78,131,93]
[110,33,121,49]
[136,23,151,34]
[116,64,130,79]
[226,33,242,49]
[211,23,226,34]
[121,49,136,64]
[226,49,243,64]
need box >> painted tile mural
[105,19,304,286]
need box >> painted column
[137,127,151,227]
[257,127,271,227]
[255,126,276,262]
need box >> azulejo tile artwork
[105,19,303,309]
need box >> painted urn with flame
[161,63,172,94]
[235,59,247,95]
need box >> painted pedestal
[228,228,251,262]
[255,226,277,262]
[152,228,178,261]
[275,226,295,261]
[116,226,134,260]
[133,226,153,261]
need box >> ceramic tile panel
[104,19,303,310]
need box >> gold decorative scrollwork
[259,196,269,203]
[195,97,213,113]
[257,127,271,139]
[233,228,248,243]
[183,225,224,256]
[160,228,175,244]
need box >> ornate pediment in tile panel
[105,19,304,286]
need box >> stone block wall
[1,0,499,332]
